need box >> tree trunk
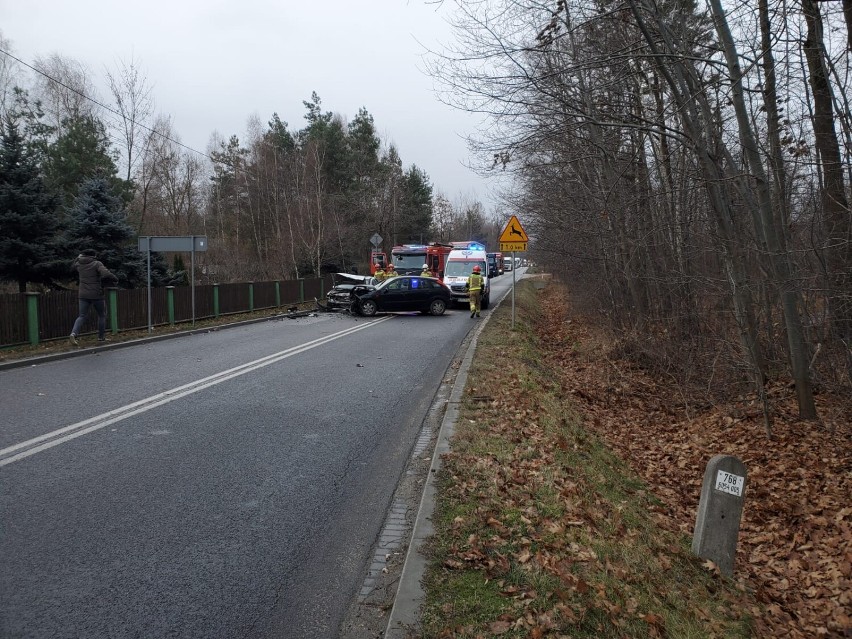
[627,0,769,396]
[709,0,818,419]
[801,0,852,350]
[759,0,792,244]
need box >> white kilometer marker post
[692,454,748,576]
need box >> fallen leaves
[488,619,512,634]
[534,287,852,639]
[424,283,850,638]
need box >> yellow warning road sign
[499,216,529,242]
[499,216,528,252]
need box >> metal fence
[0,294,27,345]
[218,283,250,316]
[0,275,332,348]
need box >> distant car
[487,253,500,278]
[354,275,452,316]
[320,273,378,311]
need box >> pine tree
[398,165,434,242]
[267,113,295,154]
[300,92,350,191]
[45,114,132,207]
[65,176,151,287]
[347,108,381,181]
[0,115,63,292]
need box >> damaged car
[353,275,452,317]
[316,273,378,312]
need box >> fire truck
[369,249,387,274]
[391,243,455,278]
[424,243,453,280]
[389,244,429,275]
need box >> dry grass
[420,282,756,638]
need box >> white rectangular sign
[714,470,745,497]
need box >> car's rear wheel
[429,299,447,316]
[359,299,378,316]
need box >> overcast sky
[2,0,503,212]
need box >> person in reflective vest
[420,263,434,277]
[386,264,398,278]
[374,264,386,281]
[467,265,484,318]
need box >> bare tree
[302,141,327,276]
[133,115,204,239]
[431,192,456,242]
[0,31,22,120]
[32,53,98,132]
[800,0,852,355]
[427,0,852,419]
[706,0,816,418]
[106,54,154,182]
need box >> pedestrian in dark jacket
[69,249,118,345]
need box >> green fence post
[213,283,220,318]
[248,282,254,312]
[25,292,39,346]
[299,279,305,303]
[275,281,281,307]
[167,286,175,326]
[108,288,119,335]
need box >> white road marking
[0,317,392,467]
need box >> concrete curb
[384,286,513,638]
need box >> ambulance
[443,241,491,309]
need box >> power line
[0,47,218,164]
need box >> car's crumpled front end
[318,273,377,311]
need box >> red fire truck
[390,243,455,279]
[424,243,454,281]
[390,244,429,275]
[369,249,387,274]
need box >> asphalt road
[0,273,521,639]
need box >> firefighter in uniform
[386,264,398,278]
[420,263,433,277]
[467,265,484,318]
[374,264,386,281]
